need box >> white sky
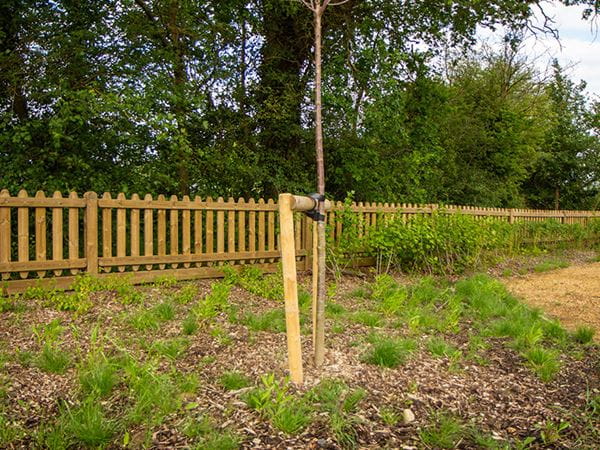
[478,2,600,98]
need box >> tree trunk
[314,5,326,367]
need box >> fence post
[85,192,99,276]
[508,208,514,224]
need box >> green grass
[148,338,189,360]
[153,301,176,321]
[244,374,312,435]
[239,309,287,333]
[306,379,365,448]
[172,283,199,304]
[362,336,417,368]
[62,397,117,447]
[182,314,199,335]
[426,337,460,358]
[524,347,561,382]
[123,358,180,425]
[419,412,465,449]
[36,344,71,374]
[533,259,569,273]
[128,309,160,331]
[78,356,118,397]
[349,310,382,327]
[219,371,252,391]
[573,326,595,344]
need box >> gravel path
[505,261,600,341]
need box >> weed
[149,337,189,360]
[271,402,312,434]
[331,321,346,334]
[128,309,160,331]
[182,314,199,335]
[153,301,176,321]
[78,355,118,397]
[349,286,369,299]
[362,336,417,368]
[538,420,569,445]
[229,266,283,301]
[533,260,569,273]
[153,275,178,288]
[326,301,346,316]
[62,397,117,447]
[0,295,25,313]
[524,347,561,382]
[349,310,382,327]
[427,337,459,358]
[193,280,231,322]
[183,415,213,439]
[220,371,251,391]
[298,289,311,309]
[379,407,400,426]
[240,309,287,333]
[573,326,595,344]
[419,411,465,449]
[195,430,240,450]
[244,374,312,435]
[0,411,24,445]
[37,344,71,374]
[306,379,364,448]
[173,283,198,304]
[123,358,180,425]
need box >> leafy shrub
[226,266,284,301]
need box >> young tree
[300,0,348,366]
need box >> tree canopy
[1,0,598,208]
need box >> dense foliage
[328,204,600,274]
[1,1,598,208]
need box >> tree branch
[133,0,172,48]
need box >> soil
[504,261,600,341]
[1,271,599,449]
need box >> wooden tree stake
[278,193,304,385]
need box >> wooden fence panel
[0,189,598,294]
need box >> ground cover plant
[0,261,598,449]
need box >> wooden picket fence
[0,189,598,294]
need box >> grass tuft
[219,371,251,391]
[362,336,417,368]
[573,326,595,344]
[524,347,561,382]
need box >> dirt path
[505,261,600,340]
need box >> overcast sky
[478,2,600,98]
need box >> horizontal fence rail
[0,189,598,294]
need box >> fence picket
[157,194,167,270]
[17,190,29,279]
[117,193,126,272]
[194,196,202,266]
[144,194,153,271]
[182,195,191,268]
[52,192,63,276]
[0,190,9,281]
[131,194,140,272]
[102,192,112,273]
[69,192,79,275]
[205,197,214,260]
[238,198,246,253]
[228,197,236,254]
[170,195,179,269]
[35,191,47,278]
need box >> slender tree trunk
[554,187,560,210]
[314,5,326,367]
